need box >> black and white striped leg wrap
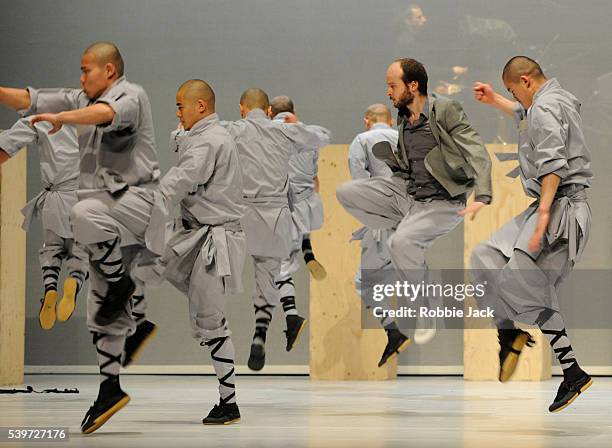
[68,269,86,294]
[538,310,578,372]
[42,264,61,294]
[90,237,125,284]
[276,276,298,317]
[253,302,275,346]
[131,291,146,325]
[542,328,577,371]
[202,333,236,405]
[92,332,123,384]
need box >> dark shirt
[399,109,454,201]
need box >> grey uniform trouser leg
[252,255,281,344]
[39,229,89,292]
[355,229,396,328]
[71,188,155,246]
[277,238,302,317]
[337,177,464,307]
[470,221,581,369]
[188,247,236,404]
[72,189,154,336]
[470,226,574,329]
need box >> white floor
[1,375,611,448]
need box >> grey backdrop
[1,0,611,371]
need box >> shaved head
[502,56,545,83]
[240,88,270,111]
[83,41,124,77]
[365,103,392,124]
[270,95,294,117]
[176,79,215,129]
[178,79,216,109]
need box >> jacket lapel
[395,116,410,170]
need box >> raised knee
[71,199,99,224]
[387,232,412,255]
[336,181,358,207]
[469,244,489,270]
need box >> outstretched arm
[282,122,331,154]
[0,87,31,111]
[31,103,115,134]
[473,82,517,117]
[0,117,39,164]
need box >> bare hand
[457,201,486,221]
[31,113,63,135]
[528,209,550,252]
[473,82,496,105]
[283,113,298,124]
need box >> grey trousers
[39,229,88,284]
[470,207,575,328]
[253,255,282,308]
[337,176,464,288]
[72,188,155,336]
[187,248,232,343]
[354,228,396,322]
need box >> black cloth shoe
[94,275,136,326]
[498,329,535,382]
[122,320,158,367]
[81,380,130,434]
[202,401,241,425]
[248,343,265,371]
[285,315,307,352]
[549,366,593,413]
[378,329,411,367]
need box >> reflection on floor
[1,375,611,448]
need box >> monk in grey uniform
[268,95,327,352]
[269,95,327,283]
[337,58,492,367]
[0,42,159,433]
[0,118,87,330]
[472,56,593,412]
[220,89,330,370]
[148,80,245,424]
[347,104,415,351]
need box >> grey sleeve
[217,120,243,139]
[347,136,370,180]
[280,123,331,152]
[444,100,493,199]
[159,139,216,207]
[528,105,570,180]
[96,89,139,132]
[20,87,86,116]
[0,118,39,157]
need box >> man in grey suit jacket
[337,58,492,367]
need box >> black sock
[562,362,585,382]
[302,236,315,264]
